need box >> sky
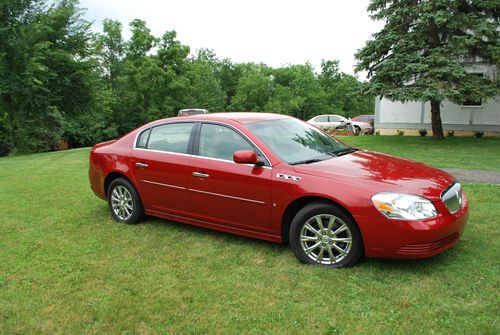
[78,0,383,78]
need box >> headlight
[371,193,437,220]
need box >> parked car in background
[352,114,375,134]
[178,108,208,116]
[89,112,468,268]
[307,114,373,134]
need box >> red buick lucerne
[89,113,468,268]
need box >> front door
[187,123,273,233]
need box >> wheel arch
[280,195,362,245]
[104,172,136,198]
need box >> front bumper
[354,193,469,259]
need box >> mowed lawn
[342,135,500,171]
[0,138,499,334]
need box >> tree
[356,0,500,139]
[230,67,273,111]
[96,19,124,90]
[0,0,112,152]
[320,60,374,117]
[268,64,327,120]
[184,59,226,112]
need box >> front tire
[107,178,144,224]
[289,202,363,268]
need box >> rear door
[131,122,195,216]
[186,122,273,233]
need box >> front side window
[147,123,193,154]
[198,123,253,161]
[246,118,350,165]
[329,115,343,122]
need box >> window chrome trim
[134,147,192,158]
[132,119,273,168]
[188,188,267,205]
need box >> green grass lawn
[341,135,500,171]
[0,145,499,334]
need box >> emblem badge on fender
[276,173,301,182]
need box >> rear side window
[314,116,328,122]
[147,123,194,154]
[136,129,151,148]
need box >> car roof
[313,114,345,118]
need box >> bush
[447,131,455,137]
[397,129,405,136]
[375,130,380,136]
[474,131,484,138]
[0,140,10,157]
[419,129,428,137]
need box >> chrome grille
[441,182,463,214]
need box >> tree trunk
[4,95,15,148]
[430,99,444,139]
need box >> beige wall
[375,64,500,133]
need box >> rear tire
[107,178,144,224]
[289,202,363,268]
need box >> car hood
[292,150,454,201]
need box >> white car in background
[307,114,373,134]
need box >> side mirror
[233,150,260,165]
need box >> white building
[375,64,500,136]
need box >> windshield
[246,118,351,165]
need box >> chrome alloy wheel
[299,214,353,265]
[111,185,134,221]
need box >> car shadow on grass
[145,215,288,250]
[94,204,466,272]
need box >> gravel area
[443,168,500,184]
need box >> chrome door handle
[135,162,149,168]
[192,172,209,178]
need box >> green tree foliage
[184,60,226,112]
[266,64,326,120]
[230,66,273,111]
[356,0,500,139]
[320,60,374,118]
[0,0,114,152]
[0,1,374,153]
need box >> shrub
[397,129,405,136]
[419,129,428,137]
[474,131,484,138]
[447,131,455,137]
[375,130,380,136]
[0,140,10,157]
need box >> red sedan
[89,113,468,268]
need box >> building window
[462,98,482,107]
